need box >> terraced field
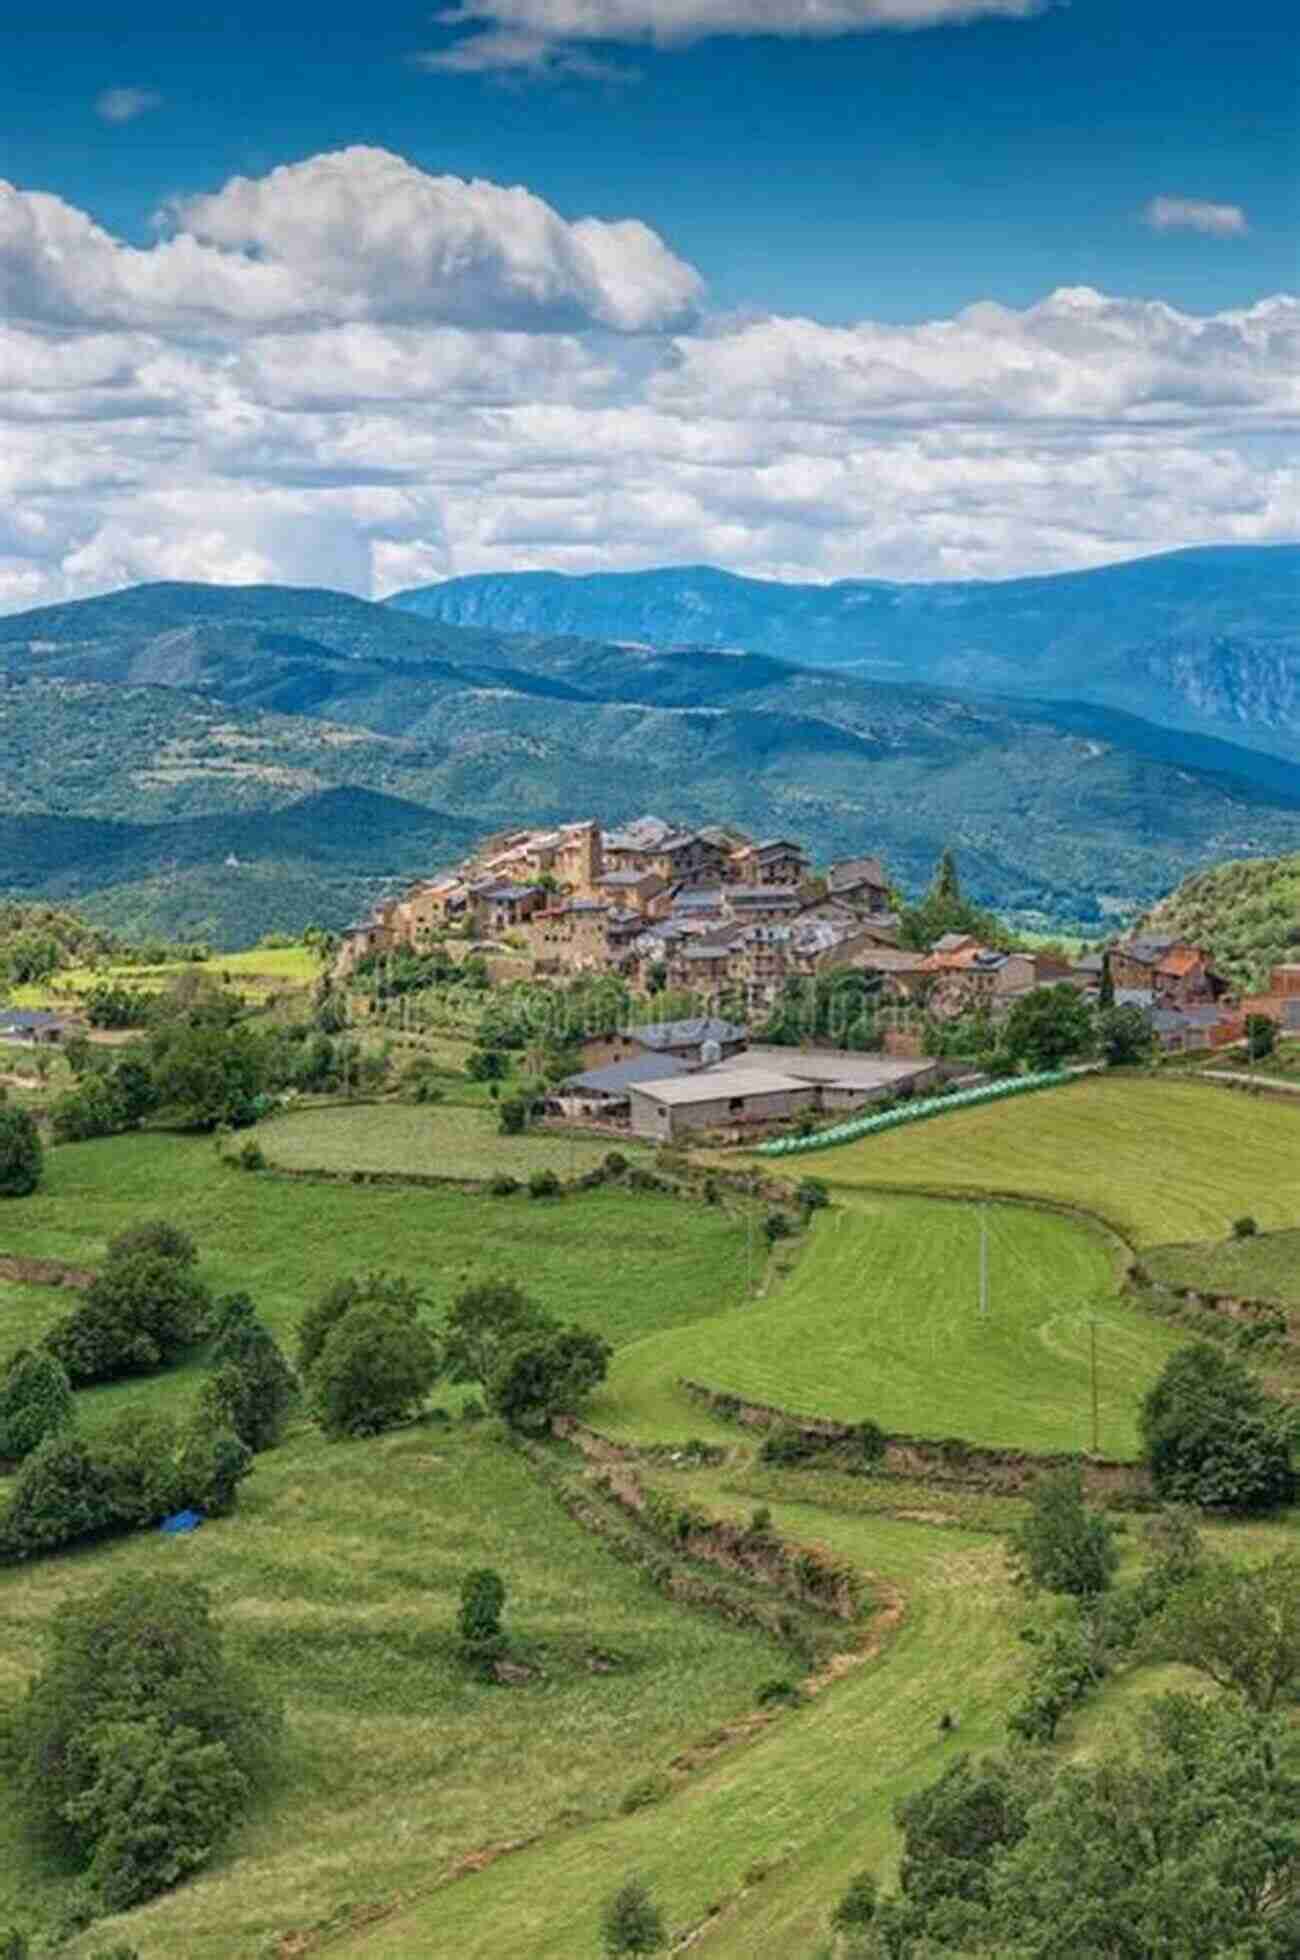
[1145,1225,1300,1306]
[798,1075,1300,1245]
[596,1193,1183,1457]
[256,1101,647,1181]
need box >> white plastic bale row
[757,1070,1072,1156]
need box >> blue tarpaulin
[160,1510,203,1534]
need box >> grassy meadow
[796,1074,1300,1246]
[1144,1225,1300,1307]
[0,1134,748,1424]
[0,1070,1294,1958]
[256,1101,647,1181]
[10,942,320,1010]
[595,1194,1184,1457]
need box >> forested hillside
[3,580,1300,946]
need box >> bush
[1009,1468,1118,1598]
[763,1210,794,1244]
[458,1567,506,1660]
[603,1151,629,1176]
[488,1324,610,1432]
[0,1349,74,1461]
[0,1434,115,1560]
[527,1169,562,1199]
[106,1219,197,1268]
[857,1418,887,1464]
[601,1877,667,1956]
[498,1096,528,1135]
[760,1425,815,1467]
[236,1139,265,1171]
[797,1177,830,1212]
[487,1173,520,1196]
[44,1251,211,1385]
[7,1574,277,1907]
[831,1871,879,1930]
[1231,1214,1258,1239]
[308,1301,442,1440]
[1139,1342,1296,1513]
[619,1772,671,1814]
[0,1105,42,1197]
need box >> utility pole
[746,1173,756,1298]
[979,1205,989,1319]
[1090,1318,1099,1455]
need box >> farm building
[627,1067,817,1141]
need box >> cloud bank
[423,0,1044,74]
[0,148,1294,612]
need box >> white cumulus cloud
[0,153,1294,612]
[1143,196,1249,237]
[0,148,702,333]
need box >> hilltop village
[321,815,1300,1142]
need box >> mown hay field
[256,1100,647,1181]
[793,1075,1300,1246]
[596,1194,1185,1457]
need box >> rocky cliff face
[1140,637,1300,733]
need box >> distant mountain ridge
[3,575,1300,946]
[391,545,1300,758]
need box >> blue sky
[4,0,1294,322]
[0,1,1295,606]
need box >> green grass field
[594,1194,1184,1457]
[11,942,319,1010]
[0,1079,1293,1960]
[1144,1225,1300,1307]
[0,1135,747,1425]
[796,1075,1300,1246]
[256,1101,647,1181]
[0,1426,790,1957]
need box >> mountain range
[393,546,1300,760]
[2,557,1298,948]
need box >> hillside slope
[1142,854,1300,986]
[4,580,1300,945]
[391,545,1300,757]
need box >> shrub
[458,1567,506,1659]
[308,1302,442,1440]
[797,1177,830,1212]
[498,1096,528,1135]
[0,1349,74,1461]
[236,1139,265,1171]
[105,1219,197,1269]
[488,1173,520,1195]
[0,1434,115,1560]
[857,1418,887,1464]
[44,1252,211,1385]
[619,1772,671,1814]
[1009,1468,1118,1598]
[1231,1214,1258,1239]
[763,1210,794,1244]
[527,1169,561,1199]
[488,1324,610,1433]
[603,1151,629,1176]
[7,1575,277,1907]
[1006,1618,1104,1742]
[760,1425,815,1467]
[756,1678,802,1707]
[0,1105,42,1197]
[1139,1342,1296,1513]
[601,1877,667,1956]
[832,1871,879,1930]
